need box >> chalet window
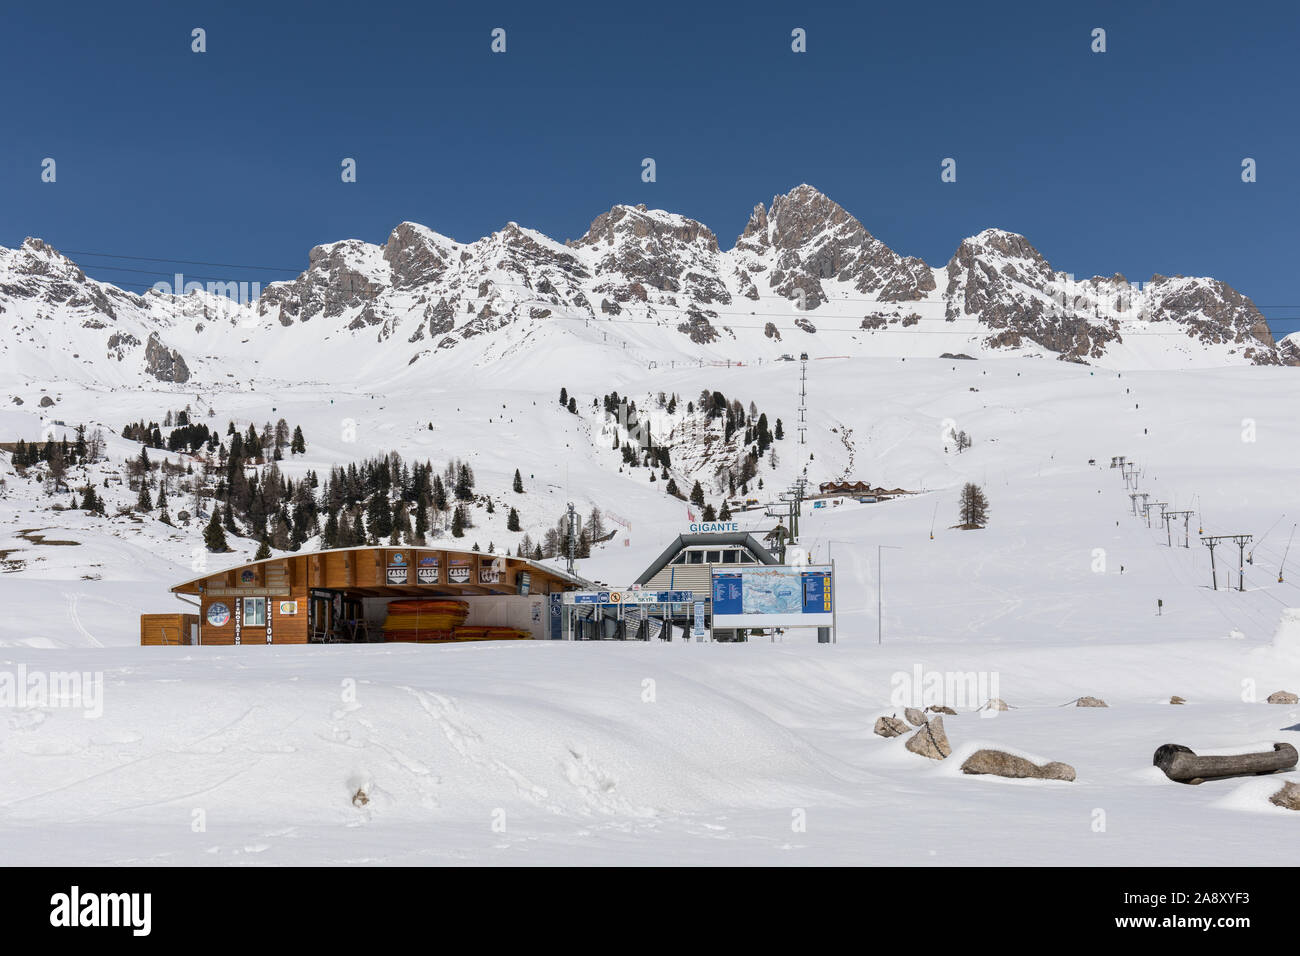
[687,551,705,564]
[671,554,687,565]
[706,551,721,563]
[722,550,739,564]
[243,597,266,627]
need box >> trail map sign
[710,564,834,628]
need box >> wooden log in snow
[1153,742,1298,785]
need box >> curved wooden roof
[171,545,588,598]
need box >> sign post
[692,601,706,642]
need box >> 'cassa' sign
[387,551,409,585]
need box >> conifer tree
[204,510,230,552]
[959,483,989,529]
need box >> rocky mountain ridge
[0,185,1290,391]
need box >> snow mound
[1272,608,1300,660]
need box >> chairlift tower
[797,352,808,446]
[564,501,577,576]
[1201,533,1253,591]
[1164,510,1195,548]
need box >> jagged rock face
[260,239,393,326]
[1142,276,1279,363]
[941,229,1292,365]
[945,230,1122,361]
[570,204,726,306]
[494,223,589,285]
[408,297,456,343]
[678,310,721,344]
[1,239,123,320]
[383,223,455,289]
[143,332,190,383]
[737,185,936,309]
[1281,334,1300,365]
[0,186,1292,383]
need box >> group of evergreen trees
[11,424,108,501]
[221,418,307,463]
[690,388,782,515]
[557,383,785,525]
[10,424,97,473]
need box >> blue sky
[4,0,1298,336]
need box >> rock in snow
[874,716,910,738]
[1269,781,1300,810]
[961,749,1077,781]
[905,717,952,760]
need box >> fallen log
[1153,742,1298,785]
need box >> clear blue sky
[4,0,1298,336]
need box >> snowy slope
[2,355,1299,864]
[1,188,1299,864]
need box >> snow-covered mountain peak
[2,186,1295,390]
[569,203,720,254]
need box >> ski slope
[1,350,1298,864]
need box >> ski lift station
[139,531,837,645]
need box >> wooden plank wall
[140,613,198,646]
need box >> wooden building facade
[145,546,584,646]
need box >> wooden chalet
[140,546,585,646]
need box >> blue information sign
[712,574,742,615]
[801,571,833,614]
[549,593,563,639]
